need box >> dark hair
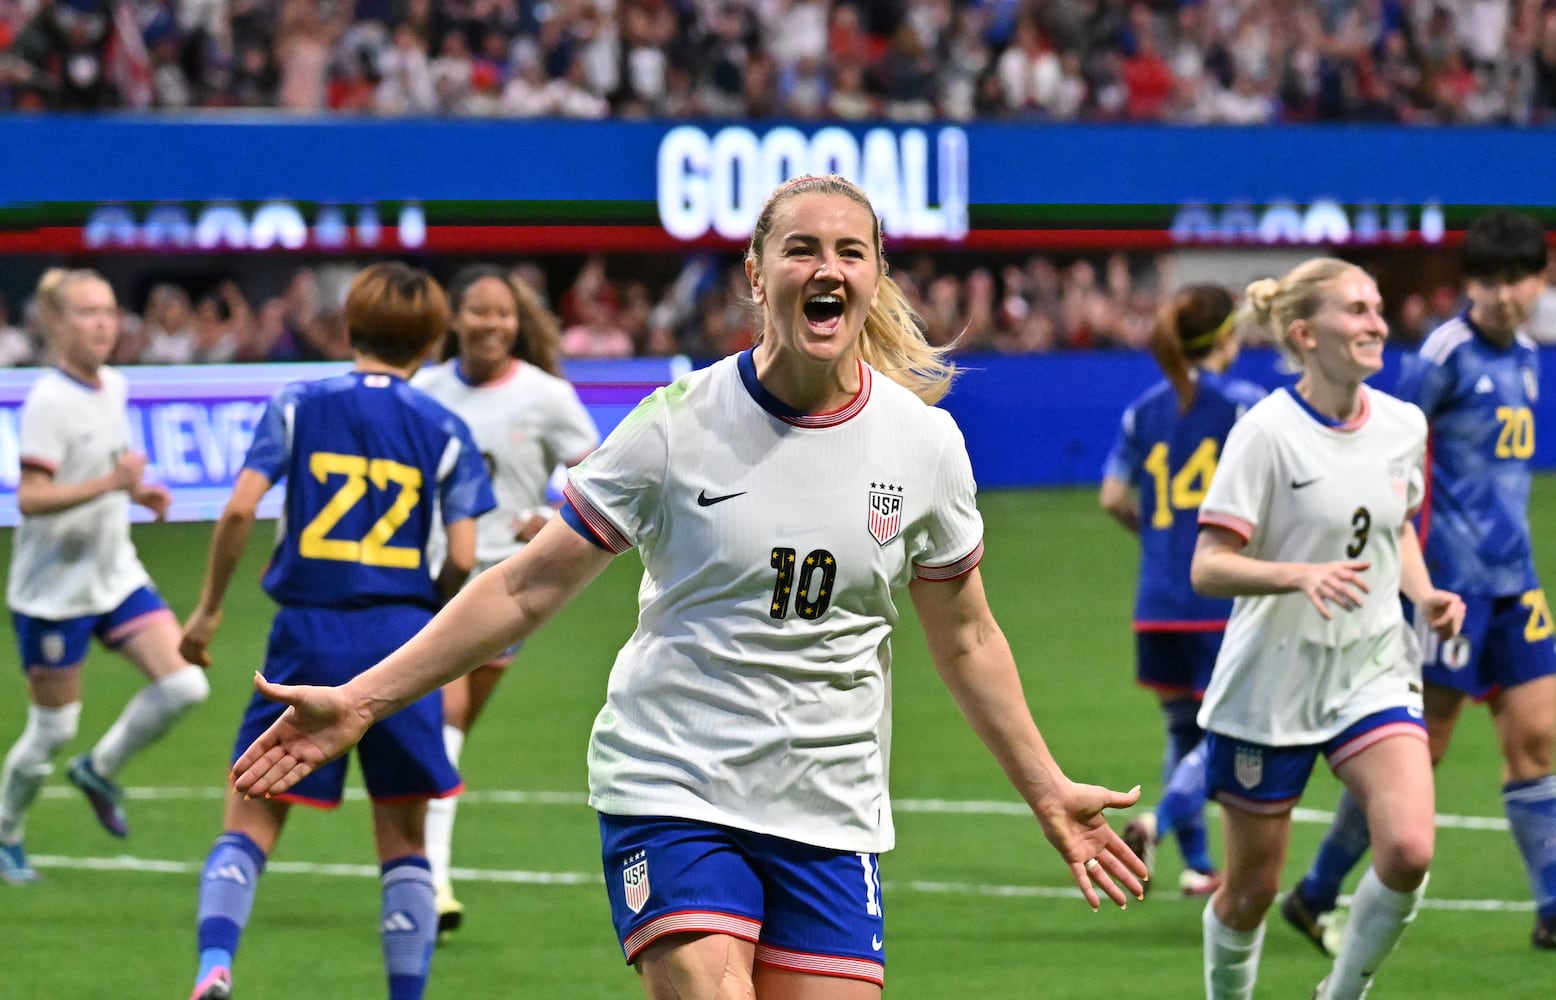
[1462,210,1548,282]
[439,264,564,377]
[344,262,449,367]
[1150,285,1236,411]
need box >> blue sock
[195,832,266,982]
[382,855,436,1000]
[1161,698,1203,786]
[1300,788,1370,912]
[1504,775,1556,922]
[1158,739,1215,872]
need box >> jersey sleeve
[241,384,297,484]
[16,381,70,474]
[545,381,601,466]
[1392,348,1454,419]
[1101,405,1139,483]
[562,389,669,554]
[911,412,984,580]
[1404,404,1428,517]
[1197,415,1272,544]
[438,418,498,525]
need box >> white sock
[1203,901,1265,1000]
[0,702,81,843]
[1325,867,1425,1000]
[91,666,208,778]
[427,724,467,893]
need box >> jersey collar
[1283,384,1370,431]
[736,348,871,427]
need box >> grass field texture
[1,484,1550,998]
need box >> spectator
[141,283,197,365]
[0,292,38,367]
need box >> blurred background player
[176,263,495,1000]
[411,263,599,938]
[1192,258,1463,1000]
[1101,284,1265,897]
[224,175,1149,1000]
[1283,210,1556,954]
[0,268,209,884]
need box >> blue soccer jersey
[1103,369,1266,629]
[1395,314,1540,596]
[243,371,495,610]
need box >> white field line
[29,786,1528,913]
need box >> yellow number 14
[1143,438,1219,530]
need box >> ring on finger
[1083,857,1101,872]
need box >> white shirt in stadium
[565,352,984,854]
[413,359,598,569]
[1196,386,1427,746]
[7,366,152,618]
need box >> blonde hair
[746,175,955,404]
[1245,257,1364,361]
[35,268,113,337]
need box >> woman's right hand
[1295,560,1371,619]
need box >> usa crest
[868,483,904,546]
[1234,746,1263,790]
[622,852,650,914]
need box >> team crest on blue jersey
[1234,746,1263,790]
[868,483,904,545]
[622,851,650,914]
[1525,367,1539,402]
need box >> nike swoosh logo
[1290,477,1321,489]
[871,935,883,951]
[697,489,746,507]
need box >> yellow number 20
[1495,406,1535,459]
[299,452,424,569]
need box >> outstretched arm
[231,516,614,796]
[910,568,1148,910]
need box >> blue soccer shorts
[1135,629,1222,697]
[232,604,461,807]
[1205,706,1427,814]
[1412,591,1556,700]
[598,813,886,986]
[11,585,173,671]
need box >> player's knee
[158,665,211,712]
[1217,879,1278,924]
[1373,831,1433,887]
[14,701,82,770]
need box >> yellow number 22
[298,451,424,568]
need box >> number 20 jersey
[243,371,494,610]
[564,349,984,854]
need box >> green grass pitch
[1,484,1549,998]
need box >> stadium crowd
[2,0,1556,125]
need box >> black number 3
[1346,506,1371,558]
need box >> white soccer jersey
[413,359,598,567]
[1197,386,1427,745]
[6,367,152,618]
[565,351,984,854]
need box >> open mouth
[803,294,845,330]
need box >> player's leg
[0,645,84,883]
[637,935,759,1000]
[72,589,209,836]
[1488,674,1556,948]
[751,840,885,1000]
[1282,787,1367,956]
[190,792,289,1000]
[373,799,438,1000]
[1319,719,1434,1000]
[425,659,505,937]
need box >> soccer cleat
[1312,975,1329,1000]
[1121,812,1158,895]
[1178,868,1222,897]
[1280,888,1343,957]
[188,966,231,1000]
[66,754,129,838]
[0,841,40,884]
[1534,913,1556,950]
[435,885,464,942]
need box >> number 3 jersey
[1196,386,1427,745]
[563,349,984,854]
[1393,315,1541,597]
[243,371,495,611]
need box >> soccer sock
[1503,775,1556,922]
[1301,788,1371,912]
[195,832,267,982]
[1162,698,1203,784]
[1325,867,1424,1000]
[0,702,81,843]
[425,725,466,893]
[382,855,437,1000]
[91,666,209,778]
[1158,739,1214,872]
[1202,902,1264,1000]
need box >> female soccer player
[227,175,1148,1000]
[411,264,599,936]
[1101,285,1265,896]
[0,269,209,884]
[1192,258,1464,1000]
[178,263,495,1000]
